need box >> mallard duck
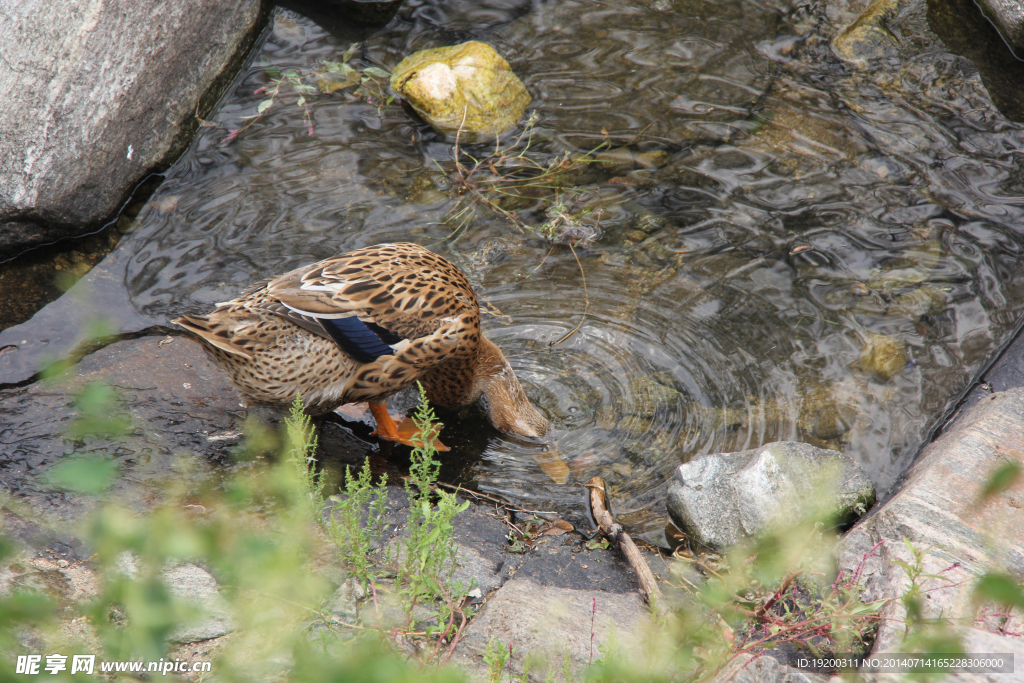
[173,243,548,448]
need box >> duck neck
[419,341,488,409]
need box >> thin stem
[548,243,589,347]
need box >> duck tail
[173,314,254,359]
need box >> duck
[173,242,549,449]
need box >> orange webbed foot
[368,402,450,451]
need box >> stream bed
[3,0,1024,540]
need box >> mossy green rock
[390,41,531,141]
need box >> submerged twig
[548,243,589,348]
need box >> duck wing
[257,243,480,363]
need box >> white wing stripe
[280,302,359,319]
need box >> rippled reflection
[104,0,1024,536]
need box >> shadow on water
[5,0,1024,540]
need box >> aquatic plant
[214,44,392,143]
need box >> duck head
[476,338,549,439]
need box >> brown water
[7,0,1024,539]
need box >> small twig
[755,570,801,620]
[531,246,555,274]
[623,121,655,146]
[586,476,663,608]
[548,243,589,348]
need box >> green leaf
[342,44,357,63]
[848,598,888,615]
[363,66,390,79]
[297,96,306,107]
[0,593,53,622]
[284,69,300,79]
[257,99,274,114]
[974,573,1024,609]
[980,462,1022,501]
[0,534,17,563]
[45,457,119,494]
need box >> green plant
[0,380,477,683]
[393,386,471,644]
[219,45,392,143]
[483,637,514,683]
[285,396,326,522]
[329,459,390,586]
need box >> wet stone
[0,335,251,520]
[515,535,649,594]
[390,41,531,142]
[836,388,1024,655]
[667,442,876,549]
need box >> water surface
[11,0,1024,539]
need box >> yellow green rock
[858,333,907,382]
[390,41,531,141]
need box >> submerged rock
[832,0,902,65]
[666,442,875,549]
[857,333,907,381]
[887,285,947,320]
[390,41,531,141]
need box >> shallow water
[9,0,1024,539]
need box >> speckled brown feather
[174,244,478,413]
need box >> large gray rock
[0,0,264,257]
[451,578,651,680]
[837,388,1024,654]
[667,442,876,549]
[975,0,1024,58]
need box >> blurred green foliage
[1,379,1023,683]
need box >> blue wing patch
[320,317,402,363]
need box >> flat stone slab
[0,335,248,519]
[837,388,1024,653]
[667,442,875,549]
[0,0,263,256]
[515,534,652,594]
[452,577,651,680]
